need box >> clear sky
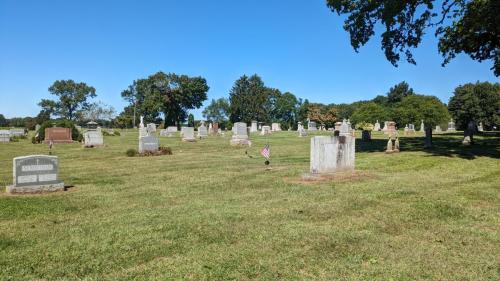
[0,0,498,119]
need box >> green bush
[159,146,172,155]
[126,148,137,157]
[113,130,121,136]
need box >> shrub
[31,136,36,144]
[126,148,137,157]
[113,130,121,136]
[159,146,172,155]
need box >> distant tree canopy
[387,81,414,104]
[202,98,230,123]
[307,103,338,128]
[326,0,499,76]
[395,95,450,129]
[39,80,97,120]
[121,71,209,127]
[448,82,500,130]
[0,114,7,127]
[350,102,389,125]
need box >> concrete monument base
[7,182,65,194]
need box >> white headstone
[271,123,281,132]
[373,120,381,131]
[0,130,10,143]
[230,122,250,146]
[310,135,355,174]
[197,125,208,138]
[139,135,159,153]
[308,121,317,131]
[261,126,271,136]
[182,127,196,142]
[447,119,456,132]
[84,130,103,147]
[250,121,258,133]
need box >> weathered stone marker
[447,119,456,132]
[309,122,355,174]
[230,122,250,146]
[271,123,281,132]
[6,155,64,193]
[197,124,208,138]
[0,130,10,143]
[139,135,159,153]
[182,127,196,142]
[84,122,103,147]
[250,121,258,133]
[308,121,317,131]
[260,126,271,136]
[44,127,72,144]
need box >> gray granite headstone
[84,130,104,147]
[139,135,159,153]
[230,122,250,146]
[197,125,208,138]
[260,126,271,136]
[6,155,64,193]
[310,134,355,174]
[10,128,25,137]
[250,121,258,133]
[182,127,196,142]
[308,121,317,131]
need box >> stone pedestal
[310,135,355,174]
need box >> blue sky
[0,0,498,119]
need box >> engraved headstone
[197,124,208,138]
[10,128,25,137]
[182,127,196,142]
[373,120,381,131]
[139,135,159,153]
[6,155,64,193]
[44,127,72,144]
[308,121,317,131]
[0,130,10,143]
[271,123,281,132]
[250,121,258,133]
[310,133,355,174]
[230,122,250,146]
[208,123,213,134]
[478,122,484,132]
[384,121,396,136]
[447,119,456,132]
[261,125,271,136]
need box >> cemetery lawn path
[1,131,499,280]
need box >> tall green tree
[229,74,271,123]
[0,114,7,127]
[121,72,209,127]
[202,98,230,123]
[326,0,499,75]
[40,80,96,120]
[448,82,500,130]
[273,92,299,129]
[387,82,414,105]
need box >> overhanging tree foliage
[326,0,499,75]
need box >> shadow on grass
[357,132,500,160]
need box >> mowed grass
[0,130,499,280]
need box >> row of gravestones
[0,128,27,142]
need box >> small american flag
[261,144,270,159]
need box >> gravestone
[420,120,425,133]
[435,125,442,133]
[197,124,208,138]
[147,123,156,134]
[0,130,10,143]
[298,127,308,137]
[250,121,258,133]
[10,128,25,137]
[297,122,303,131]
[373,120,381,131]
[35,124,41,133]
[159,129,170,137]
[230,122,250,146]
[308,121,317,131]
[309,123,355,174]
[271,123,281,132]
[261,126,271,136]
[213,123,219,134]
[384,121,396,136]
[182,127,196,142]
[167,126,178,133]
[139,116,147,138]
[84,129,103,147]
[44,127,72,144]
[208,123,213,134]
[386,137,400,153]
[139,135,159,153]
[6,155,64,193]
[382,121,389,132]
[447,119,456,132]
[334,122,342,131]
[478,122,484,132]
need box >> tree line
[1,75,498,134]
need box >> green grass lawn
[1,130,499,280]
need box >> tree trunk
[424,127,432,148]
